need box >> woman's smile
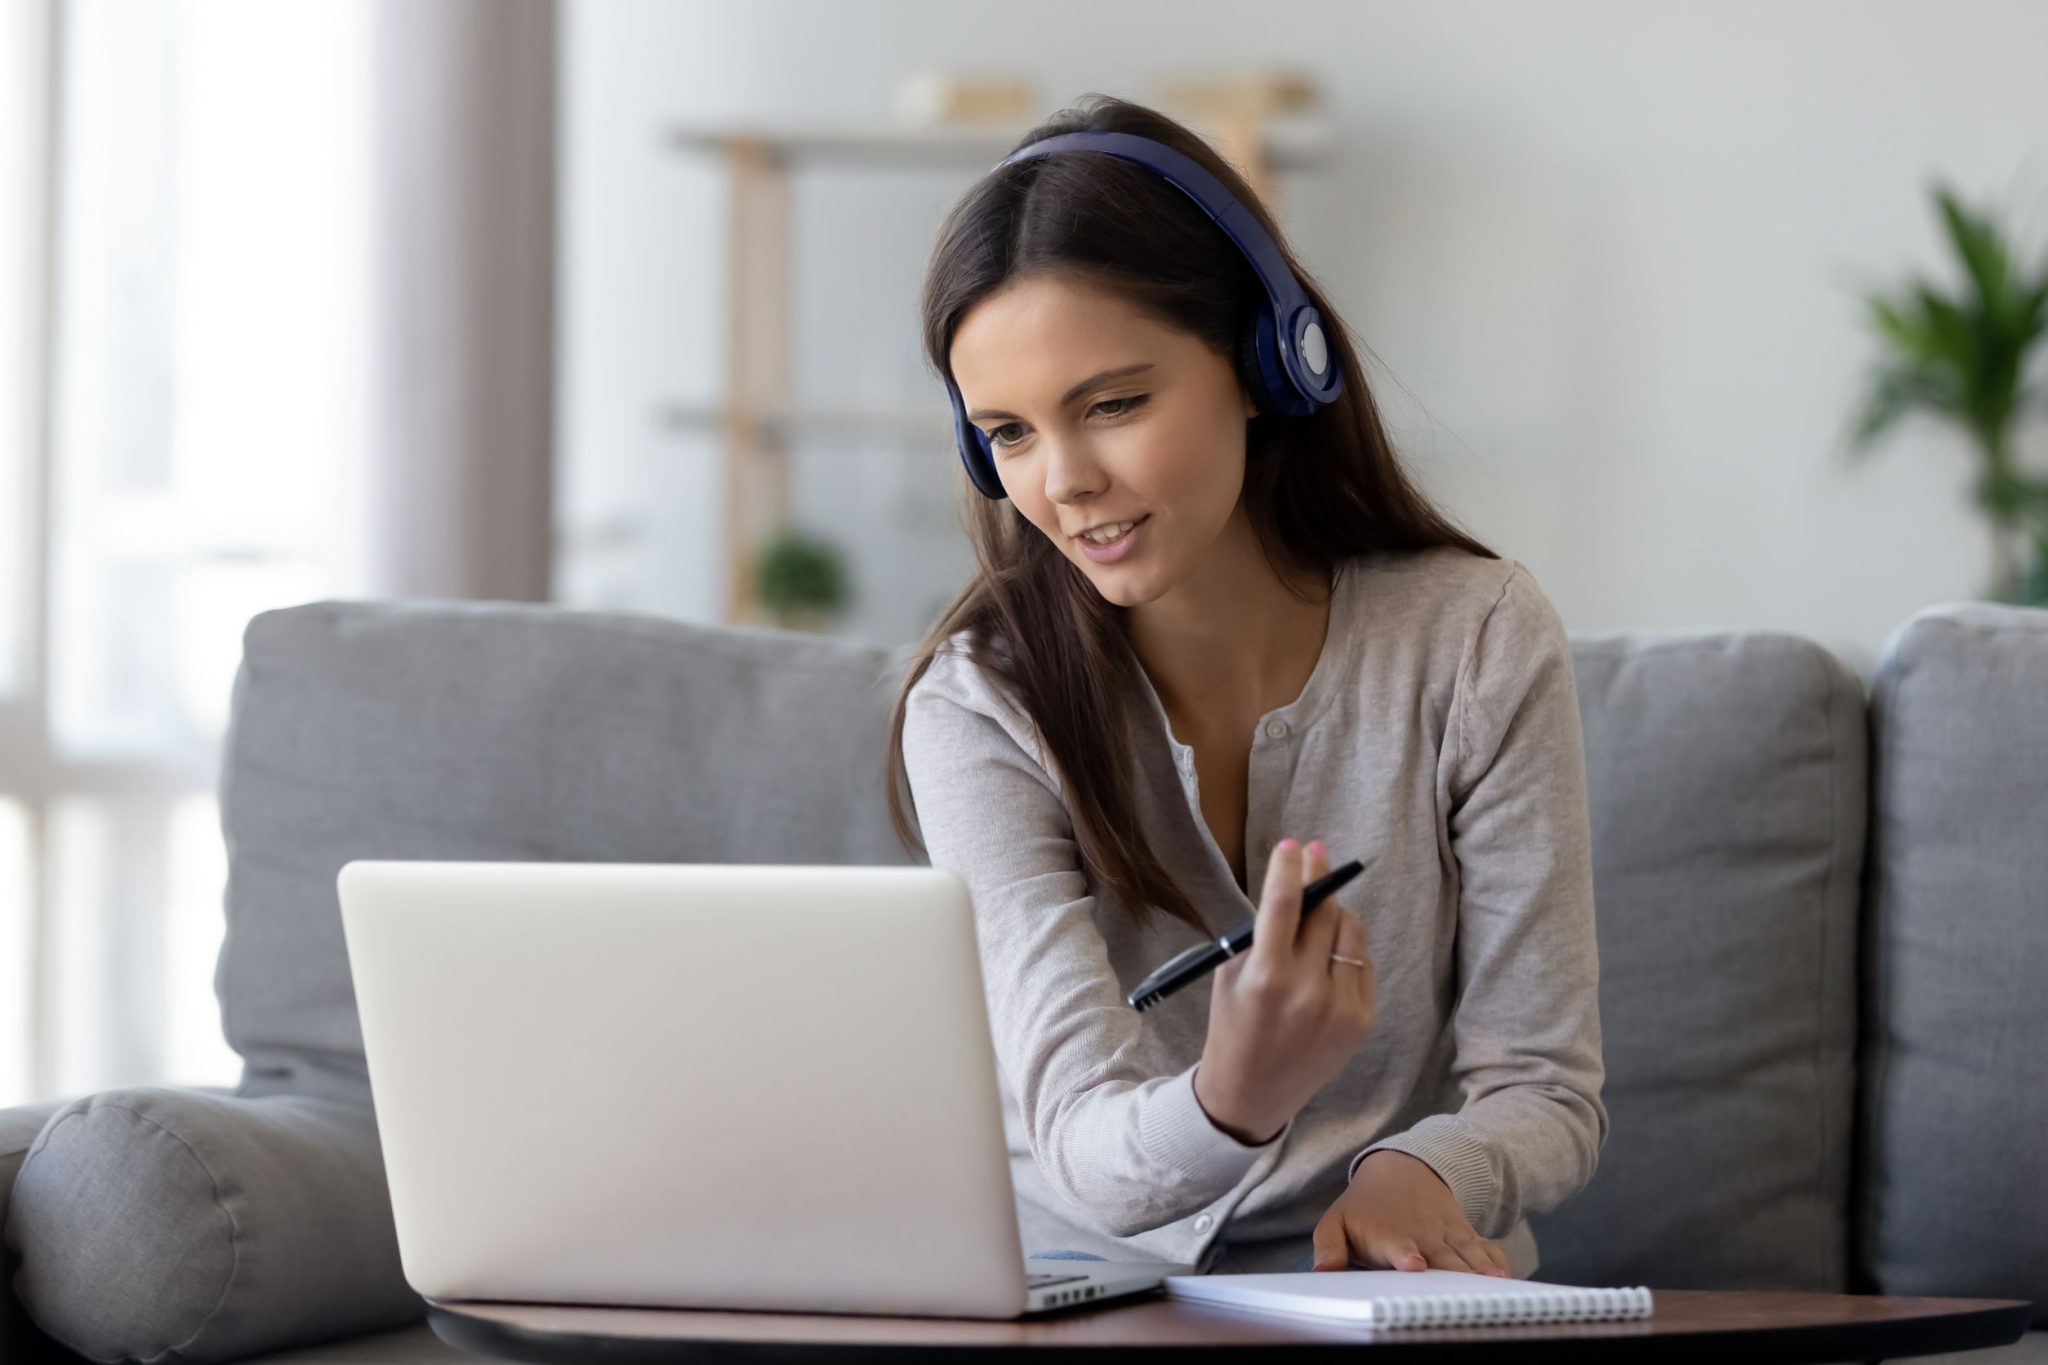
[1076,513,1150,563]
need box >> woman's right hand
[1193,838,1376,1145]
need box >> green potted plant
[1841,181,2048,606]
[754,526,852,633]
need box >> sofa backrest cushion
[1855,602,2048,1325]
[1528,629,1865,1293]
[216,600,923,1105]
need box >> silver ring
[1329,953,1368,968]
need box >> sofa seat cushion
[230,1319,470,1365]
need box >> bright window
[4,0,369,1105]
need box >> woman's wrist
[1191,1062,1283,1146]
[1356,1148,1450,1191]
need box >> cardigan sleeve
[1346,564,1610,1239]
[900,649,1286,1239]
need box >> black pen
[1126,857,1368,1012]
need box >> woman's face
[948,273,1258,607]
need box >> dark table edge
[425,1297,2037,1365]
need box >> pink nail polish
[1277,837,1297,851]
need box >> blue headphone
[944,129,1346,501]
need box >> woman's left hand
[1310,1150,1512,1275]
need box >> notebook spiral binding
[1375,1285,1654,1326]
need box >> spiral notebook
[1164,1270,1655,1327]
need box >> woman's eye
[985,395,1148,452]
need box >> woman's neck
[1127,523,1334,738]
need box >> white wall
[557,0,2048,682]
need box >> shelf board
[664,115,1336,170]
[659,402,954,444]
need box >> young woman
[884,94,1607,1280]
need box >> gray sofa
[2,594,2043,1364]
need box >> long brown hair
[884,93,1496,931]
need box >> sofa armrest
[2,1097,91,1365]
[5,1086,245,1365]
[5,1085,422,1364]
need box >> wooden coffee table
[425,1287,2034,1363]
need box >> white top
[898,544,1608,1277]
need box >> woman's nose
[1041,437,1104,503]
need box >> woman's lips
[1076,514,1149,563]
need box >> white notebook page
[1164,1270,1655,1326]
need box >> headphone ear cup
[1242,308,1324,418]
[950,378,1008,500]
[970,427,1003,498]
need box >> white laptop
[336,859,1185,1318]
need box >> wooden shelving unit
[665,88,1335,627]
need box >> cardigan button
[1193,1213,1215,1233]
[1264,718,1288,739]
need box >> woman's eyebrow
[967,363,1155,423]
